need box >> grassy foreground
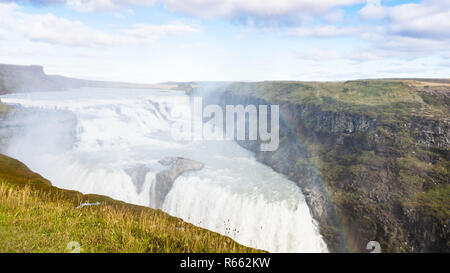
[0,154,261,253]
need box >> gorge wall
[199,81,449,252]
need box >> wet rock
[151,157,204,209]
[125,164,150,194]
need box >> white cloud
[16,13,127,47]
[162,0,364,19]
[0,3,16,38]
[358,0,386,20]
[388,1,450,40]
[359,0,450,40]
[0,3,200,47]
[62,0,450,42]
[289,24,362,37]
[66,0,157,12]
[352,0,450,62]
[348,51,381,62]
[63,0,364,21]
[66,0,115,11]
[296,48,343,61]
[323,9,345,23]
[2,1,449,82]
[122,21,200,43]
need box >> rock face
[125,164,151,194]
[199,82,449,253]
[151,157,204,209]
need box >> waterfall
[0,87,328,252]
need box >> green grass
[413,184,450,220]
[397,153,449,221]
[228,80,419,105]
[226,80,442,119]
[0,154,262,253]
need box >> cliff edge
[200,79,449,252]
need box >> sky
[0,0,449,83]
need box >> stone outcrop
[151,157,204,209]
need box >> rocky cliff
[199,80,449,252]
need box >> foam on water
[1,87,328,252]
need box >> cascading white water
[0,87,328,253]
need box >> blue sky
[0,0,448,83]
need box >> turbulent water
[0,87,328,252]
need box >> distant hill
[0,64,188,95]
